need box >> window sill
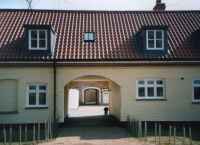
[146,48,164,51]
[25,106,48,110]
[0,111,18,114]
[192,101,200,104]
[29,48,48,51]
[80,104,109,106]
[136,98,167,101]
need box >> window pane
[156,80,163,85]
[39,92,46,105]
[148,40,154,48]
[148,31,154,39]
[156,40,163,48]
[39,31,46,39]
[29,93,36,105]
[84,33,89,40]
[31,40,37,48]
[147,80,154,85]
[194,80,200,85]
[147,87,154,97]
[157,87,164,97]
[39,85,47,91]
[194,87,200,100]
[29,85,36,91]
[156,31,163,39]
[138,87,145,97]
[31,31,37,39]
[89,33,94,40]
[138,80,145,85]
[39,40,46,48]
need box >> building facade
[0,1,200,123]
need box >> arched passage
[64,75,121,119]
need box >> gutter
[56,60,200,65]
[1,60,200,66]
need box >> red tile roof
[0,9,200,61]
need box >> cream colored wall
[57,66,200,122]
[0,67,54,123]
[1,65,200,123]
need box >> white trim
[192,79,200,103]
[82,87,102,105]
[136,79,166,100]
[26,83,48,108]
[28,29,48,50]
[146,30,164,50]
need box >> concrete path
[39,126,154,145]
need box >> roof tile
[0,9,200,61]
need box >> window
[192,80,200,102]
[84,32,95,42]
[28,30,48,50]
[26,84,48,107]
[146,30,164,50]
[136,79,165,100]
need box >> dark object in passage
[104,107,109,116]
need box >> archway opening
[64,75,121,119]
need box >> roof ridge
[0,8,200,13]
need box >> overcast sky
[1,0,200,10]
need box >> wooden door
[84,88,99,105]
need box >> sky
[0,0,200,10]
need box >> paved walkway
[39,126,154,145]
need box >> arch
[64,75,122,119]
[65,75,121,88]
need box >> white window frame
[84,32,95,42]
[192,79,200,103]
[26,83,48,108]
[28,29,48,50]
[136,79,165,100]
[146,30,164,50]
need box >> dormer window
[28,29,48,50]
[146,30,164,50]
[84,32,95,42]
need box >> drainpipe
[53,57,57,122]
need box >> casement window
[146,30,164,50]
[136,79,165,100]
[192,80,200,102]
[84,32,95,42]
[26,84,48,107]
[28,30,48,50]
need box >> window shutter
[0,80,17,112]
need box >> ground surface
[39,126,154,145]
